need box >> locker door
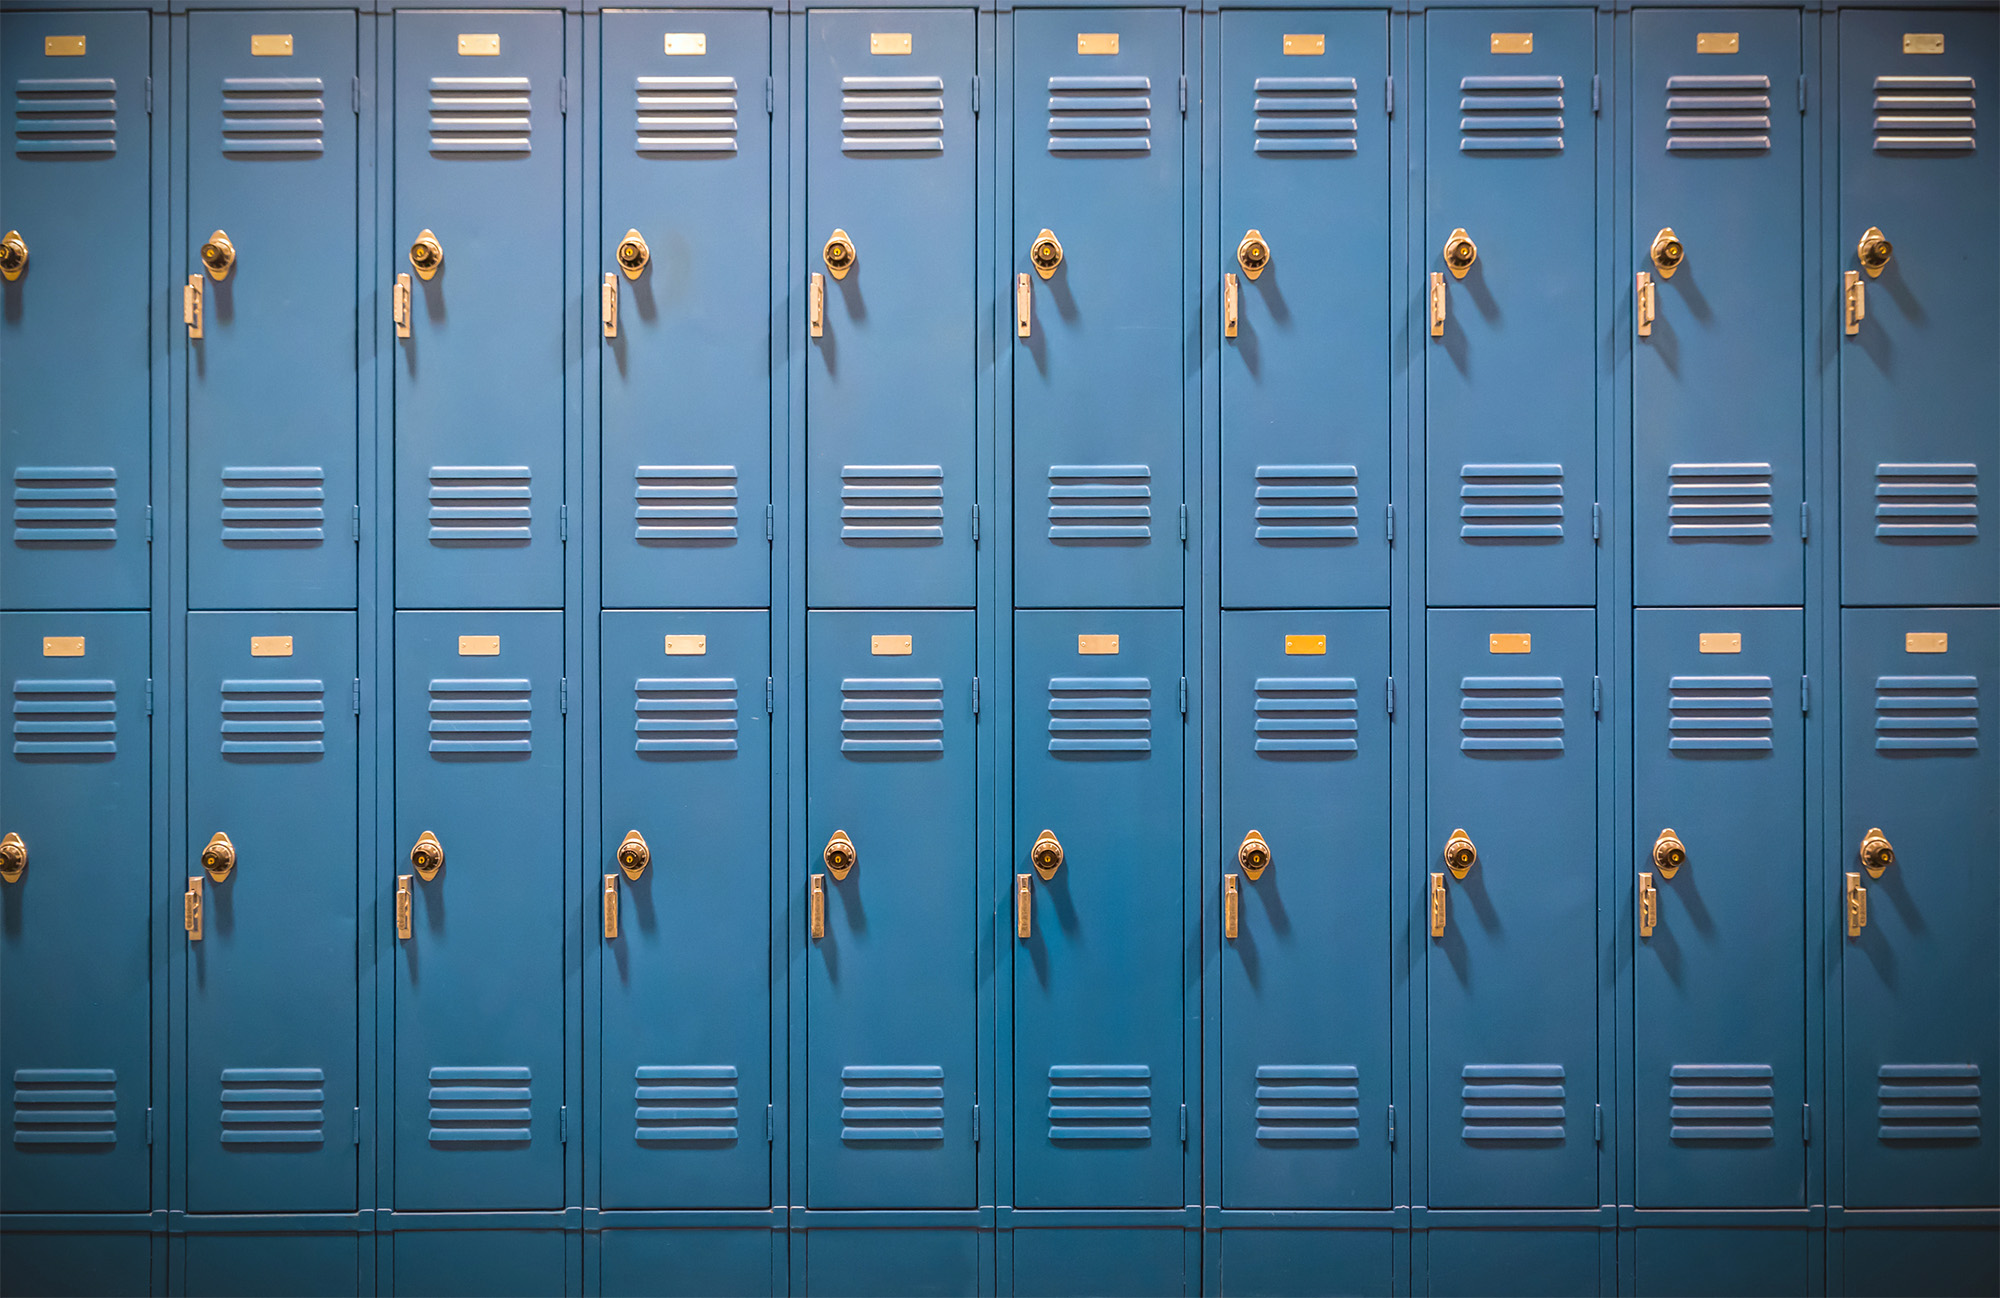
[186,12,359,611]
[1631,11,1803,609]
[393,611,565,1210]
[805,611,977,1207]
[600,12,772,611]
[1632,609,1804,1208]
[1836,12,1999,607]
[1219,611,1391,1209]
[600,611,771,1209]
[1840,608,1998,1206]
[185,612,358,1212]
[1425,609,1596,1207]
[1424,11,1597,609]
[1014,609,1184,1208]
[0,613,150,1211]
[392,13,566,611]
[1218,12,1391,612]
[1013,11,1186,610]
[0,13,152,612]
[804,11,977,610]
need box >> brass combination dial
[1651,827,1686,879]
[200,230,236,280]
[1236,230,1271,280]
[410,830,444,881]
[2,230,29,281]
[1030,229,1064,280]
[823,829,856,880]
[617,830,650,880]
[1859,827,1894,878]
[1649,227,1684,279]
[822,229,856,280]
[409,230,444,281]
[1444,828,1477,879]
[1442,228,1478,279]
[1031,830,1064,880]
[201,831,237,882]
[1237,829,1270,880]
[1857,227,1893,278]
[616,229,650,280]
[0,832,25,883]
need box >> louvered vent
[1664,75,1771,152]
[1461,464,1563,539]
[1255,1065,1360,1142]
[841,76,944,154]
[13,466,117,544]
[840,1065,944,1143]
[1048,677,1151,755]
[1252,677,1357,755]
[841,465,944,541]
[1669,1064,1774,1141]
[1048,76,1151,154]
[839,678,944,754]
[1875,462,1978,539]
[635,465,737,542]
[12,78,117,155]
[1462,1063,1566,1142]
[11,1068,117,1145]
[427,1066,531,1144]
[1459,677,1563,754]
[635,1065,738,1143]
[1668,676,1774,753]
[634,677,738,756]
[1459,76,1563,152]
[221,466,325,544]
[1874,76,1977,152]
[428,77,530,154]
[1874,675,1979,754]
[1255,465,1358,540]
[11,678,117,759]
[1048,1064,1151,1141]
[221,77,324,155]
[636,76,737,155]
[427,678,531,757]
[220,1067,324,1145]
[221,678,326,758]
[1252,76,1358,154]
[1049,465,1151,541]
[1878,1064,1981,1142]
[429,466,531,542]
[1669,463,1773,539]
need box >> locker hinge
[766,76,774,115]
[1179,1104,1188,1143]
[1800,501,1810,539]
[766,677,774,714]
[354,1107,361,1145]
[1179,678,1188,716]
[1385,502,1395,543]
[1591,74,1601,114]
[1386,75,1394,117]
[147,1107,154,1145]
[766,1105,774,1141]
[1803,1102,1811,1143]
[560,77,568,115]
[1388,1103,1396,1146]
[973,1103,980,1142]
[1592,677,1602,715]
[146,679,153,717]
[146,77,153,115]
[1179,75,1187,115]
[560,503,569,542]
[765,503,774,542]
[971,503,980,542]
[1591,502,1601,540]
[972,75,981,114]
[1798,75,1808,113]
[146,505,154,543]
[1386,677,1395,716]
[971,676,980,716]
[353,75,361,115]
[561,678,569,715]
[353,679,362,716]
[1178,503,1188,543]
[560,1105,568,1143]
[1594,1104,1603,1143]
[1801,675,1810,714]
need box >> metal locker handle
[1223,272,1239,339]
[601,273,618,339]
[1224,873,1240,940]
[1429,872,1448,938]
[1635,271,1656,338]
[1859,826,1895,878]
[0,832,25,884]
[810,873,827,940]
[184,876,204,941]
[809,273,825,338]
[0,230,26,281]
[1017,273,1032,338]
[1844,271,1865,337]
[603,874,619,940]
[1016,874,1033,940]
[200,230,235,281]
[1638,871,1658,938]
[185,275,204,340]
[396,875,413,941]
[1846,872,1868,938]
[1428,272,1447,338]
[394,273,412,339]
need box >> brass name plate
[663,635,707,656]
[1078,33,1120,55]
[41,637,84,657]
[1904,33,1945,55]
[1078,634,1120,655]
[1285,634,1327,656]
[45,36,86,56]
[870,32,912,55]
[871,634,912,656]
[1696,32,1739,54]
[1490,33,1533,55]
[1699,633,1742,654]
[251,34,294,56]
[1489,633,1531,654]
[458,635,501,656]
[1905,632,1948,653]
[663,33,707,55]
[458,33,500,56]
[251,636,294,657]
[1283,34,1325,56]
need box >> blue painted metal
[0,1230,154,1297]
[1009,1226,1187,1297]
[1631,1224,1810,1297]
[800,1224,982,1295]
[1424,1225,1601,1297]
[388,1226,570,1298]
[179,1229,363,1297]
[1212,1226,1394,1297]
[1836,1220,2000,1297]
[598,1225,776,1297]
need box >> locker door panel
[1012,9,1186,610]
[1220,610,1391,1208]
[393,611,564,1210]
[0,613,151,1211]
[1014,609,1184,1208]
[805,611,977,1207]
[0,12,152,611]
[392,12,566,611]
[1219,12,1391,611]
[1424,10,1597,608]
[186,12,360,611]
[1840,608,1999,1206]
[1631,11,1803,609]
[1425,609,1596,1207]
[600,12,772,611]
[804,11,977,610]
[600,610,771,1209]
[1632,609,1804,1208]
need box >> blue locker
[1422,1227,1600,1297]
[1424,609,1596,1208]
[1013,609,1184,1208]
[186,11,360,612]
[392,13,566,611]
[1009,1226,1188,1298]
[1837,11,1998,608]
[392,611,565,1210]
[388,1226,571,1298]
[0,12,152,612]
[1424,10,1597,609]
[0,613,151,1212]
[800,1225,982,1296]
[1630,11,1804,609]
[1838,1222,2000,1298]
[1213,1227,1394,1298]
[1632,1225,1810,1298]
[183,612,358,1212]
[599,610,771,1209]
[1839,607,1998,1207]
[1631,609,1804,1207]
[179,1230,363,1298]
[599,1226,776,1298]
[1218,11,1392,612]
[0,1231,154,1298]
[600,11,773,611]
[804,11,977,610]
[1012,10,1187,610]
[1219,611,1391,1209]
[805,611,978,1207]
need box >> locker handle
[1031,829,1063,880]
[0,832,24,884]
[1428,272,1446,338]
[1857,226,1892,279]
[1845,872,1868,938]
[0,230,25,281]
[1444,828,1476,879]
[616,228,650,280]
[603,874,620,940]
[201,831,236,883]
[1635,271,1655,339]
[394,273,412,339]
[1429,872,1447,938]
[1638,871,1658,939]
[1442,228,1477,279]
[1859,826,1894,878]
[1224,873,1240,940]
[1236,229,1270,280]
[823,229,856,280]
[809,273,825,338]
[1651,828,1685,878]
[823,829,856,881]
[185,876,204,942]
[1223,272,1239,339]
[409,830,443,881]
[1237,829,1270,880]
[601,273,618,339]
[1029,228,1063,280]
[396,874,413,941]
[1017,273,1032,338]
[185,275,204,340]
[409,229,443,281]
[810,873,826,941]
[617,830,650,880]
[200,229,235,281]
[1844,271,1864,337]
[1016,873,1033,940]
[1648,227,1684,279]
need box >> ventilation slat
[1878,1063,1982,1142]
[1049,75,1151,154]
[634,1064,739,1143]
[1254,1064,1360,1142]
[1460,676,1563,754]
[635,465,738,541]
[841,678,944,754]
[635,677,738,755]
[1875,674,1980,754]
[218,1066,324,1144]
[1460,75,1562,152]
[427,1066,531,1144]
[1462,1064,1565,1142]
[221,678,326,756]
[1049,1065,1151,1141]
[1873,76,1977,152]
[1254,464,1359,540]
[13,78,117,155]
[1668,675,1774,753]
[222,76,324,155]
[1669,463,1773,538]
[1668,1064,1774,1141]
[1460,464,1563,539]
[636,75,738,155]
[428,679,532,756]
[1050,677,1151,755]
[429,466,531,542]
[429,76,531,155]
[841,1065,944,1142]
[12,466,118,544]
[10,1068,117,1146]
[1664,74,1772,152]
[1253,676,1357,756]
[843,74,944,154]
[220,466,325,544]
[11,678,118,759]
[841,465,944,541]
[1049,465,1151,541]
[1875,462,1979,539]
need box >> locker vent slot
[1460,464,1563,539]
[220,678,326,757]
[220,77,325,155]
[10,1068,117,1145]
[636,465,738,542]
[841,76,944,154]
[1873,76,1977,152]
[635,76,738,155]
[1048,1064,1151,1142]
[1255,1064,1360,1142]
[428,466,532,543]
[219,1067,325,1145]
[10,678,117,759]
[634,676,738,756]
[1873,675,1979,754]
[1254,464,1359,540]
[1669,1063,1774,1141]
[1667,676,1774,753]
[221,466,326,544]
[1252,677,1358,756]
[840,465,944,542]
[840,677,944,755]
[428,1066,532,1144]
[1251,76,1358,154]
[1458,76,1563,153]
[427,77,532,155]
[1668,463,1773,539]
[1874,462,1978,539]
[635,1065,739,1143]
[1877,1064,1981,1142]
[11,78,118,155]
[12,465,117,544]
[1663,75,1771,152]
[1459,677,1563,754]
[1047,76,1152,154]
[1461,1063,1565,1142]
[427,678,532,757]
[1049,464,1152,541]
[1048,676,1152,755]
[840,1065,944,1143]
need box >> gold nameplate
[1489,634,1531,654]
[663,33,707,55]
[1078,634,1120,655]
[1698,633,1742,654]
[1285,635,1327,656]
[1903,33,1945,55]
[45,36,86,56]
[871,635,912,656]
[458,34,500,56]
[1490,33,1533,55]
[663,635,707,656]
[41,637,84,657]
[870,33,912,55]
[1905,632,1948,654]
[251,34,294,56]
[1078,33,1120,55]
[251,636,294,658]
[1283,34,1325,56]
[458,635,500,656]
[1696,32,1739,54]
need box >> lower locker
[798,1225,983,1297]
[1212,1227,1394,1298]
[0,1230,155,1298]
[597,1225,777,1298]
[177,1228,363,1298]
[1008,1225,1189,1298]
[1421,1225,1600,1297]
[1835,1218,2000,1298]
[387,1225,570,1297]
[1630,1225,1811,1297]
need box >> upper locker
[1013,12,1187,610]
[1837,11,1998,607]
[1,13,152,611]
